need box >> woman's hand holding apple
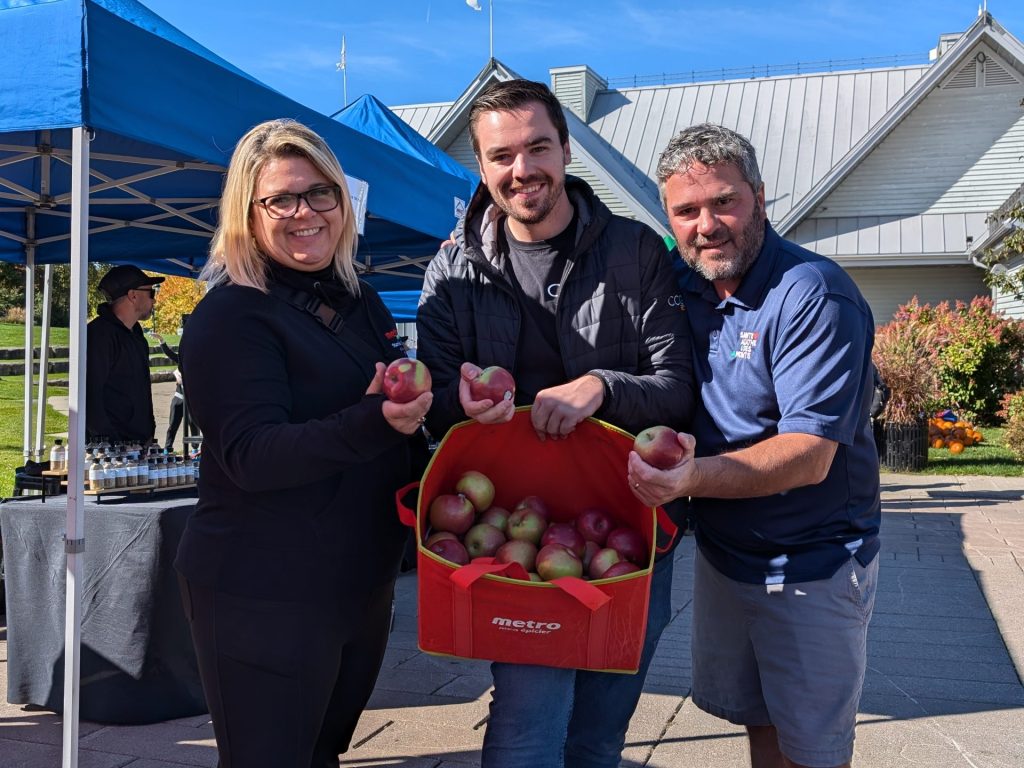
[367,362,433,434]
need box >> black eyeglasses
[133,286,159,296]
[253,185,342,220]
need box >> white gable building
[393,12,1024,321]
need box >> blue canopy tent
[336,94,480,311]
[0,1,472,763]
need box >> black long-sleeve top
[85,303,155,442]
[175,267,417,614]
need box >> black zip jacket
[417,175,695,439]
[86,303,155,441]
[175,271,418,613]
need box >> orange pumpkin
[931,438,945,450]
[949,441,965,455]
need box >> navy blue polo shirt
[677,224,880,585]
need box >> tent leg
[22,248,35,462]
[35,263,54,459]
[62,125,90,768]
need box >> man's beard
[682,202,766,284]
[492,173,565,226]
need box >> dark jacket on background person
[86,303,155,441]
[417,175,695,440]
[175,266,417,612]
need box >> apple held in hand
[383,358,432,404]
[606,526,648,564]
[536,544,584,581]
[429,494,476,535]
[507,508,547,545]
[634,425,684,470]
[464,523,506,558]
[469,365,516,403]
[455,470,495,512]
[575,508,613,546]
[428,537,469,566]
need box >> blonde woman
[176,119,431,768]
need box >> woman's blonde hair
[201,119,360,295]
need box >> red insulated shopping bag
[396,407,677,673]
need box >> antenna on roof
[336,36,348,109]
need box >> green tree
[980,201,1024,301]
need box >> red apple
[601,561,642,578]
[427,538,469,566]
[429,494,476,535]
[507,508,547,544]
[575,508,613,546]
[464,523,506,558]
[469,365,516,403]
[513,495,550,519]
[606,526,648,564]
[455,470,495,512]
[424,530,457,547]
[582,540,601,572]
[382,358,432,404]
[536,544,584,581]
[479,506,510,533]
[588,547,622,579]
[541,522,586,558]
[633,425,684,470]
[495,539,538,573]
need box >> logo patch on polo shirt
[730,330,759,360]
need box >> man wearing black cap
[86,265,165,442]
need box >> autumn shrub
[997,390,1024,460]
[885,297,1024,424]
[152,276,204,334]
[873,308,941,424]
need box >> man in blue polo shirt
[628,124,880,768]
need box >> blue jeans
[481,555,674,768]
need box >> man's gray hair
[656,124,762,204]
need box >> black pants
[178,574,394,768]
[165,391,195,452]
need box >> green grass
[0,375,68,497]
[919,426,1024,476]
[0,323,179,350]
[0,322,70,348]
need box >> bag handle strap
[655,506,679,555]
[395,481,419,528]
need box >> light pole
[466,0,493,60]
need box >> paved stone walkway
[2,473,1022,766]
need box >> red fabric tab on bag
[395,481,419,528]
[450,559,530,657]
[655,506,679,555]
[549,576,611,612]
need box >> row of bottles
[87,453,198,492]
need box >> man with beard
[416,79,694,767]
[87,264,164,443]
[629,124,880,768]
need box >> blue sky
[141,1,1024,115]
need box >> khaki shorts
[691,547,878,767]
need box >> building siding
[847,264,988,322]
[815,46,1024,218]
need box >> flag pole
[337,35,348,108]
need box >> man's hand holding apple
[627,430,698,507]
[458,362,516,425]
[530,374,605,441]
[367,362,433,435]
